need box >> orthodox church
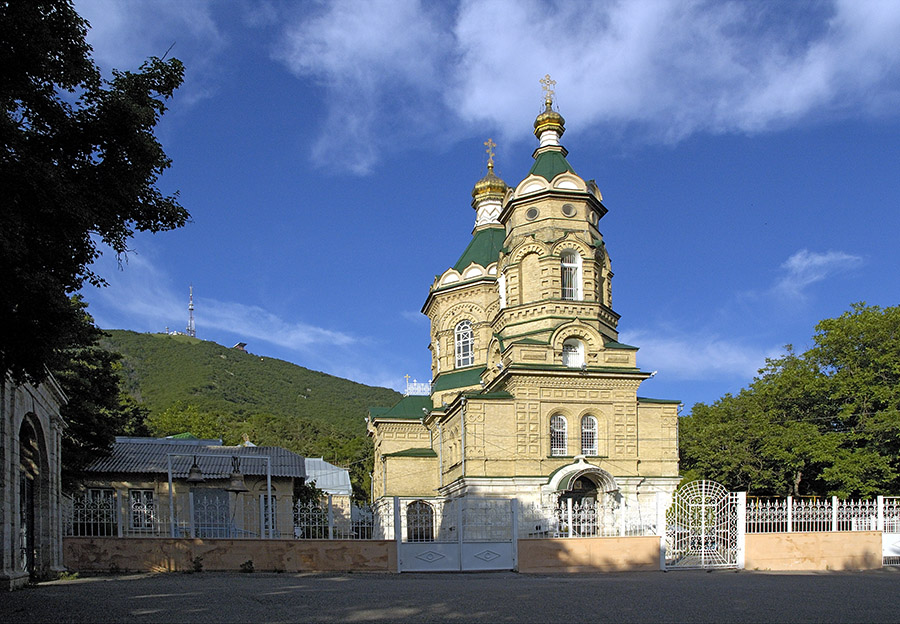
[368,80,680,525]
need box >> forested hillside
[101,330,401,498]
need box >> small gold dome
[472,164,508,199]
[534,101,566,139]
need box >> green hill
[101,330,401,497]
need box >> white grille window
[561,251,582,301]
[455,320,474,368]
[550,415,568,457]
[129,489,155,530]
[562,338,584,368]
[581,416,598,455]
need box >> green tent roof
[528,150,575,182]
[383,448,438,458]
[369,395,432,420]
[452,226,506,273]
[432,366,485,392]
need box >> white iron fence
[518,497,660,538]
[745,496,897,533]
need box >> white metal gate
[666,480,742,569]
[395,497,516,572]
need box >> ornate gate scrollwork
[666,480,739,569]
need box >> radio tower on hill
[186,285,196,338]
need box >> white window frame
[561,251,583,301]
[550,415,568,457]
[455,320,474,368]
[562,338,584,368]
[581,415,598,456]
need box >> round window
[561,203,576,217]
[525,207,539,221]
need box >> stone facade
[368,96,681,526]
[1,377,66,590]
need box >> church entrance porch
[394,497,517,572]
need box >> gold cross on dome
[540,74,556,106]
[484,138,496,169]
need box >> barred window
[561,251,582,301]
[581,415,598,455]
[562,338,584,368]
[455,320,474,368]
[550,415,568,457]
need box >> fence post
[787,496,793,533]
[832,496,839,532]
[116,490,125,537]
[736,492,746,569]
[327,494,334,540]
[567,497,573,538]
[511,499,518,571]
[393,497,402,572]
[656,492,667,571]
[877,496,885,531]
[189,491,196,539]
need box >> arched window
[455,320,474,368]
[581,415,598,455]
[406,500,434,542]
[550,415,568,457]
[562,338,584,368]
[561,251,582,301]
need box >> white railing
[518,498,658,539]
[746,496,897,533]
[292,498,389,540]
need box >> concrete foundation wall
[517,536,660,573]
[63,538,397,573]
[745,531,882,571]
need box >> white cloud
[85,247,356,352]
[275,0,454,174]
[774,249,863,299]
[620,330,780,382]
[274,0,900,171]
[75,0,225,105]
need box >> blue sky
[76,0,900,410]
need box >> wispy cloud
[274,0,900,171]
[76,0,226,105]
[85,247,355,352]
[774,249,863,299]
[620,330,780,382]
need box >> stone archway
[18,415,51,580]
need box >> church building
[368,80,680,528]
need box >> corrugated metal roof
[87,437,305,479]
[304,458,352,496]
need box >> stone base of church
[0,570,31,591]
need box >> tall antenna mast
[186,285,196,338]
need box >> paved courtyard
[3,568,898,623]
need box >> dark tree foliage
[680,303,900,497]
[51,298,150,491]
[0,0,187,384]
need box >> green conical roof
[452,226,505,273]
[528,150,575,182]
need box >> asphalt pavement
[2,568,898,623]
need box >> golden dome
[533,100,566,139]
[471,163,508,199]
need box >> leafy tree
[681,303,900,497]
[1,0,187,384]
[51,298,151,490]
[147,402,225,440]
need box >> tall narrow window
[455,320,474,368]
[550,415,568,457]
[561,251,582,301]
[562,338,584,368]
[581,416,598,455]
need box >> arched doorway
[18,416,47,579]
[552,465,619,537]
